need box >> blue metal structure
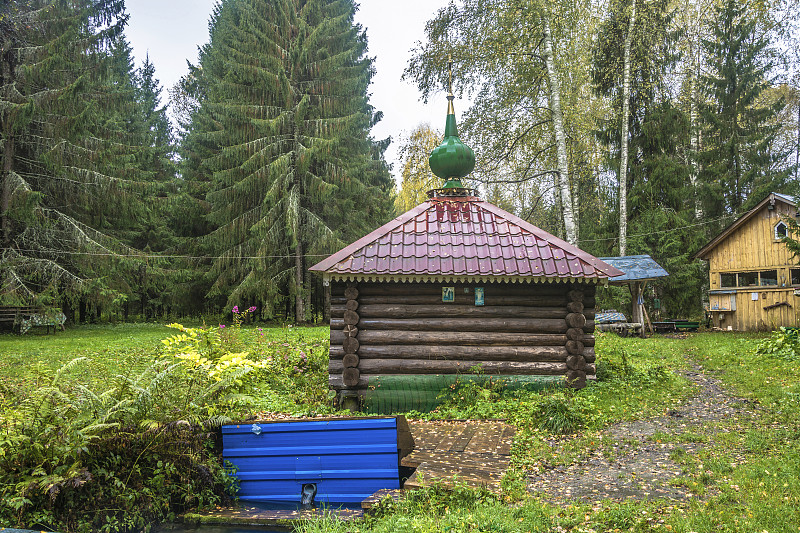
[598,255,669,283]
[222,418,401,504]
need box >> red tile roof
[310,196,624,282]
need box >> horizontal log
[331,317,569,333]
[331,330,567,346]
[343,367,360,387]
[566,313,586,329]
[356,283,570,297]
[566,328,584,342]
[584,320,594,333]
[330,283,347,297]
[566,340,585,355]
[330,359,567,375]
[343,310,359,326]
[585,363,596,376]
[584,310,596,320]
[333,295,568,307]
[330,374,368,389]
[584,335,595,347]
[583,347,596,363]
[330,344,567,361]
[566,355,586,371]
[343,336,359,353]
[330,295,596,307]
[344,286,359,300]
[566,370,587,388]
[568,290,584,303]
[567,301,584,314]
[342,353,359,368]
[356,304,567,319]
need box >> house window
[737,272,758,286]
[792,269,800,286]
[760,270,778,286]
[775,221,788,240]
[720,273,736,287]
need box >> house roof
[598,255,669,284]
[694,192,797,260]
[309,196,624,283]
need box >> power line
[577,213,742,244]
[4,213,744,259]
[3,250,333,260]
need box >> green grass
[3,327,800,532]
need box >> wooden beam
[330,359,567,375]
[331,330,567,346]
[329,344,567,361]
[330,317,569,333]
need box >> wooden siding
[706,200,800,331]
[709,287,799,331]
[328,281,596,394]
[707,200,796,276]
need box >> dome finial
[428,54,475,189]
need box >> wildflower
[219,324,225,329]
[232,305,239,313]
[248,306,257,312]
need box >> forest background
[1,0,798,324]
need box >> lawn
[1,325,799,532]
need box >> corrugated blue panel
[222,418,400,504]
[599,254,669,282]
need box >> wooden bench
[0,306,66,334]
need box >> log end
[342,367,360,388]
[566,370,587,389]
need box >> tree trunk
[688,42,703,220]
[618,0,637,256]
[303,254,312,322]
[542,15,577,245]
[294,240,305,323]
[1,54,12,248]
[1,133,12,248]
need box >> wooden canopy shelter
[310,85,623,410]
[599,255,669,335]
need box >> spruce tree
[0,1,177,317]
[1,0,128,305]
[698,0,792,225]
[181,0,393,322]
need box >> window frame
[775,221,788,240]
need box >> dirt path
[527,362,757,503]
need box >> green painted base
[363,374,563,415]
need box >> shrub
[756,327,800,359]
[528,389,590,434]
[0,358,234,532]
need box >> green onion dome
[429,95,475,188]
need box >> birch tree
[404,0,602,245]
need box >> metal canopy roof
[598,255,669,284]
[310,197,624,283]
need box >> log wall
[328,281,597,395]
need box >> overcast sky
[124,0,454,181]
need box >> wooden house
[309,90,623,409]
[695,192,800,331]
